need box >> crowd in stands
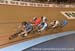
[14,0,75,4]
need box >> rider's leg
[38,23,47,32]
[23,28,33,36]
[26,28,33,34]
[18,29,28,37]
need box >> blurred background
[13,0,75,4]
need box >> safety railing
[0,0,75,8]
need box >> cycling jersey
[34,18,41,26]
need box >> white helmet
[42,16,47,22]
[33,17,37,21]
[43,16,47,20]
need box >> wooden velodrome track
[0,4,75,48]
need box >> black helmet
[41,16,43,19]
[22,21,27,25]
